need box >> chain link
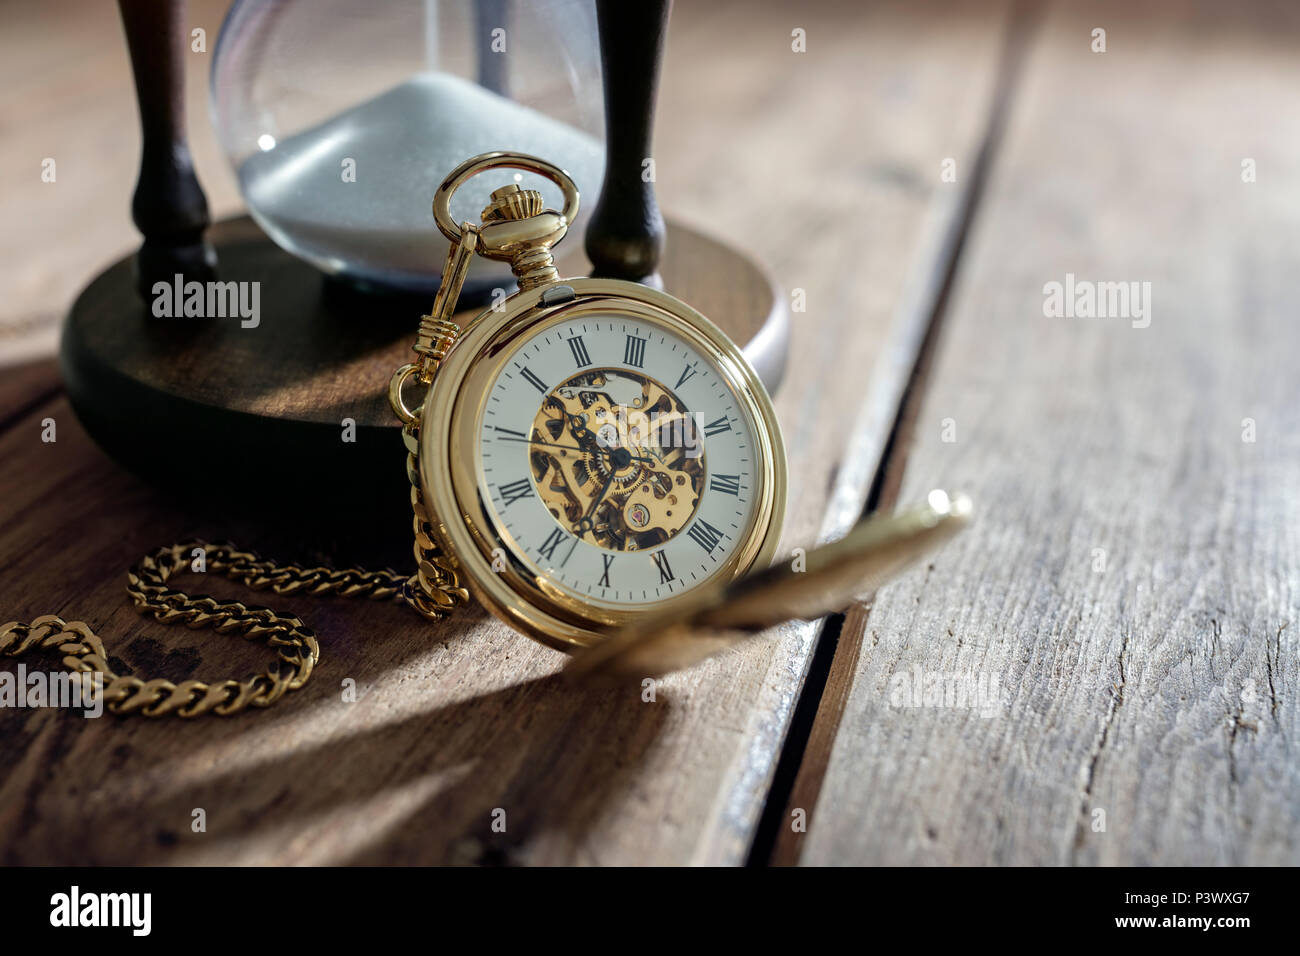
[0,416,468,718]
[400,419,471,619]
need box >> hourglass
[61,0,788,527]
[213,0,606,296]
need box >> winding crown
[481,184,545,223]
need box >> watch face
[477,311,763,607]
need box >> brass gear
[528,368,706,550]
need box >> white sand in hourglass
[239,72,605,294]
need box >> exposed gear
[528,368,705,551]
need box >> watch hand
[582,471,615,524]
[562,470,615,567]
[498,436,654,463]
[497,436,588,453]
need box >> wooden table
[1,0,1296,865]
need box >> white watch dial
[478,313,760,607]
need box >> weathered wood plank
[793,0,1300,865]
[0,360,60,432]
[0,0,1009,865]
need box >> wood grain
[793,0,1300,865]
[0,0,1010,864]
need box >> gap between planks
[792,0,1300,866]
[754,0,1043,867]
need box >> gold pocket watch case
[401,153,787,650]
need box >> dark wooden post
[585,0,670,283]
[118,0,216,296]
[475,0,510,96]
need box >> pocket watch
[2,150,970,718]
[389,151,788,650]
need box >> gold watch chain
[0,410,467,718]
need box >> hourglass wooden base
[60,216,788,526]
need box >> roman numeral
[538,527,567,562]
[703,416,732,437]
[687,519,724,553]
[567,335,591,367]
[598,553,614,588]
[709,474,741,496]
[651,550,674,583]
[519,366,548,393]
[623,335,647,367]
[676,364,699,388]
[496,478,533,507]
